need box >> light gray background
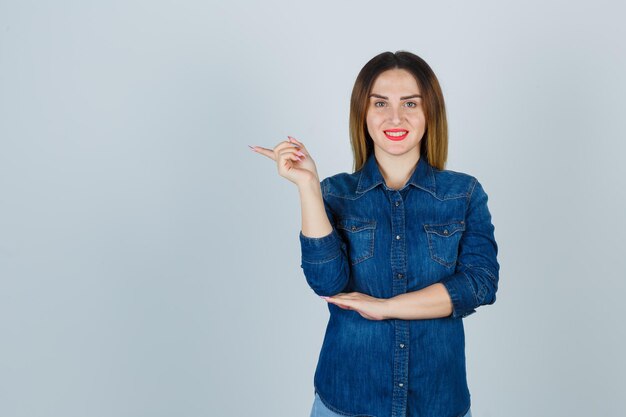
[1,1,625,416]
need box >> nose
[388,104,402,125]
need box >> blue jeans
[309,392,473,417]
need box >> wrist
[297,177,322,195]
[382,297,396,320]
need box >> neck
[374,149,420,190]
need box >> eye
[405,101,417,108]
[374,101,386,108]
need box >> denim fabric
[299,153,499,417]
[310,392,473,417]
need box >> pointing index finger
[249,145,276,160]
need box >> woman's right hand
[250,136,319,187]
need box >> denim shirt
[299,153,499,417]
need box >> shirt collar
[356,153,436,195]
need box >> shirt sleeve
[439,177,500,319]
[299,178,350,297]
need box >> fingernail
[248,145,257,151]
[295,155,302,161]
[295,150,305,157]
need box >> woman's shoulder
[429,164,480,199]
[319,171,360,199]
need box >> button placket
[387,188,409,412]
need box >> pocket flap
[424,221,465,237]
[337,218,377,233]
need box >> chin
[381,140,420,151]
[380,148,418,158]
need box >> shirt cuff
[299,228,343,264]
[440,272,477,319]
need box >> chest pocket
[336,218,376,265]
[424,220,465,268]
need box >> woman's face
[365,68,426,160]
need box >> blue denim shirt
[299,153,499,417]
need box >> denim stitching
[464,265,497,304]
[424,222,465,267]
[327,187,468,202]
[316,391,378,417]
[336,218,376,266]
[467,177,478,205]
[326,166,476,202]
[351,228,374,265]
[336,218,377,231]
[464,263,498,284]
[302,250,342,265]
[462,270,479,305]
[424,222,465,236]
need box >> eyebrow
[369,93,422,100]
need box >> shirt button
[396,235,401,240]
[398,383,404,387]
[395,201,400,207]
[443,229,449,235]
[397,273,404,279]
[351,226,356,231]
[400,343,405,348]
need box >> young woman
[250,51,499,417]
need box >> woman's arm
[322,283,453,321]
[299,179,333,238]
[383,283,453,320]
[251,136,349,296]
[298,177,351,296]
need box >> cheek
[409,113,426,129]
[366,113,384,128]
[365,115,376,134]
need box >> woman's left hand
[321,292,390,321]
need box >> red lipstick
[384,129,409,141]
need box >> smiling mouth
[384,130,409,141]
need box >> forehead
[371,68,420,94]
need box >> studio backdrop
[1,1,625,416]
